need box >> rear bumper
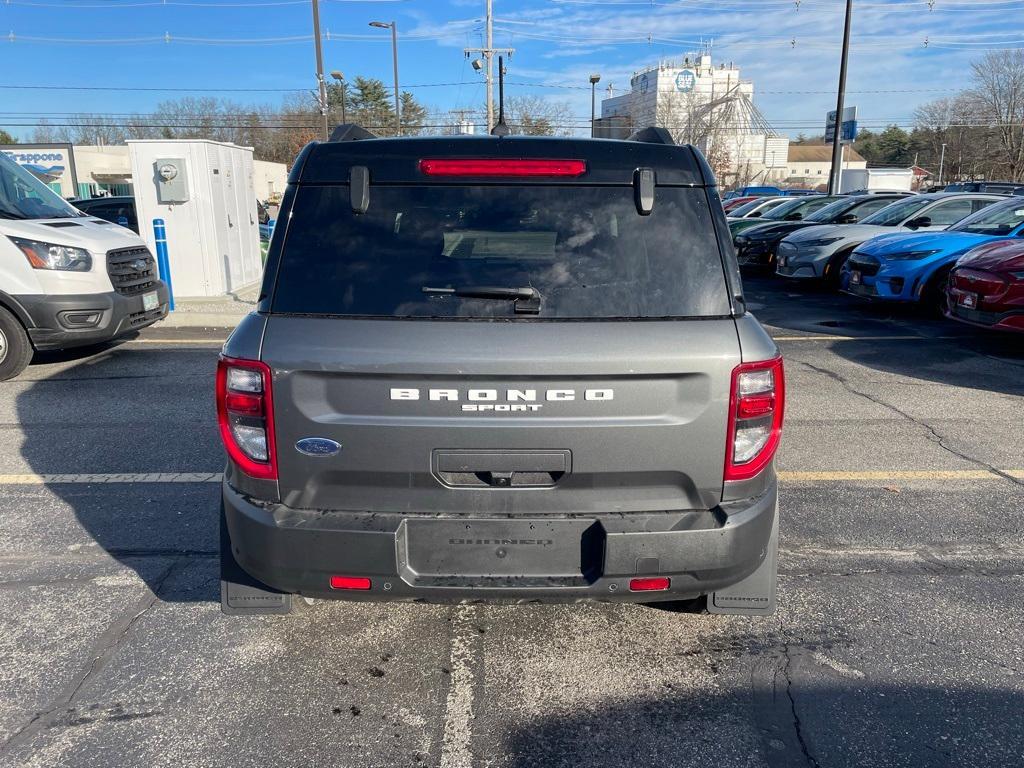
[19,286,169,350]
[222,478,778,603]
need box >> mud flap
[708,507,778,616]
[220,502,293,616]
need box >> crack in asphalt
[781,639,821,768]
[794,358,1024,488]
[0,559,181,756]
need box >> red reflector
[329,576,371,591]
[225,392,263,415]
[629,577,671,592]
[738,393,775,419]
[419,158,586,177]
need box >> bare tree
[969,50,1024,181]
[502,96,572,136]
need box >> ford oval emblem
[295,437,342,457]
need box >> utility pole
[310,0,329,140]
[827,0,853,195]
[464,0,513,133]
[938,142,947,186]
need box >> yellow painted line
[772,335,959,342]
[779,470,1007,481]
[0,473,223,485]
[1006,469,1024,479]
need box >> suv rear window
[272,185,731,319]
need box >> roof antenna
[491,55,511,136]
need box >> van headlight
[8,237,92,272]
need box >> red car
[945,239,1024,333]
[723,195,760,213]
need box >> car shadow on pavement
[745,274,1024,397]
[500,682,1024,768]
[16,344,223,604]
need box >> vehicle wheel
[823,249,854,290]
[0,306,33,382]
[220,500,296,615]
[922,266,954,316]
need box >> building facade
[601,53,789,189]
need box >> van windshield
[272,184,732,319]
[0,152,83,220]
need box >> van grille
[107,247,157,296]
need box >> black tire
[922,266,954,316]
[0,305,33,382]
[822,248,855,290]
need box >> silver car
[775,193,1003,285]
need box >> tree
[969,50,1024,181]
[0,129,17,144]
[501,95,572,136]
[399,92,427,136]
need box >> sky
[0,0,1021,141]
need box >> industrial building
[600,51,789,188]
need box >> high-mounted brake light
[724,357,785,482]
[216,356,277,480]
[418,158,587,178]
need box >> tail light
[418,158,587,177]
[216,356,277,480]
[725,357,785,482]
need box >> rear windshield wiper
[421,285,542,314]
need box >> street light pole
[310,0,329,140]
[370,21,401,135]
[938,142,947,186]
[828,0,853,195]
[330,71,347,124]
[589,74,601,138]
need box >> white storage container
[128,139,263,298]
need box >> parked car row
[728,190,1024,334]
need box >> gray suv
[217,126,784,616]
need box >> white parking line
[0,473,222,484]
[439,604,477,768]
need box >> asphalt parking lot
[1,275,1022,768]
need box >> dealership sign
[0,142,79,193]
[676,70,696,93]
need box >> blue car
[842,196,1024,307]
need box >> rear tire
[0,306,33,382]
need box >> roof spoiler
[626,126,675,146]
[328,124,378,142]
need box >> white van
[0,152,168,380]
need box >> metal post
[391,23,401,135]
[153,219,175,312]
[828,0,853,195]
[340,81,347,124]
[938,142,947,186]
[486,0,494,133]
[310,0,329,140]
[592,87,599,139]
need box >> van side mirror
[749,211,762,217]
[784,212,803,221]
[906,215,931,230]
[838,213,858,224]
